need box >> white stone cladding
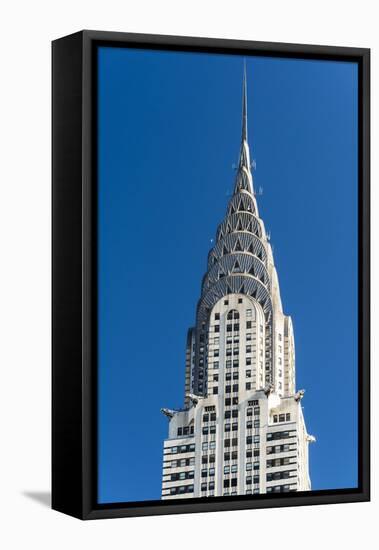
[161,69,314,500]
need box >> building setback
[161,68,315,500]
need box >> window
[232,397,239,405]
[224,410,231,419]
[247,408,253,416]
[246,382,252,390]
[246,333,252,341]
[246,420,252,429]
[203,414,209,423]
[226,360,232,369]
[201,482,207,491]
[224,300,229,305]
[177,427,183,436]
[224,465,230,474]
[254,435,260,443]
[213,387,218,395]
[214,349,219,357]
[209,454,215,463]
[246,309,252,317]
[232,422,238,431]
[202,426,209,435]
[227,310,239,320]
[238,298,243,303]
[213,374,219,382]
[202,456,208,464]
[246,345,252,353]
[246,358,252,366]
[225,372,231,381]
[223,479,230,488]
[246,370,251,378]
[231,478,237,487]
[279,414,285,422]
[234,323,240,331]
[232,409,239,418]
[232,384,239,393]
[224,452,230,461]
[225,423,231,432]
[246,321,252,329]
[226,385,231,394]
[286,413,291,421]
[214,325,220,333]
[209,441,216,449]
[225,398,231,406]
[202,442,208,451]
[231,451,238,460]
[233,359,239,368]
[215,313,220,320]
[246,462,252,471]
[201,469,207,478]
[209,467,215,476]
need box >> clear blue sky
[97,46,358,503]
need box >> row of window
[168,443,195,454]
[202,425,216,435]
[214,309,257,321]
[171,471,194,481]
[203,412,217,422]
[202,454,215,464]
[246,435,260,444]
[266,470,296,482]
[177,426,194,437]
[267,456,295,468]
[169,485,194,495]
[267,431,296,441]
[266,444,293,455]
[170,457,195,468]
[266,484,296,493]
[272,413,291,423]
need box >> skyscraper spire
[235,63,253,194]
[242,60,248,143]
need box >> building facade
[161,69,315,500]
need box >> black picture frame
[52,30,370,520]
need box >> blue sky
[97,47,358,503]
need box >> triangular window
[232,260,241,273]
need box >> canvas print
[97,48,358,504]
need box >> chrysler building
[161,67,315,499]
